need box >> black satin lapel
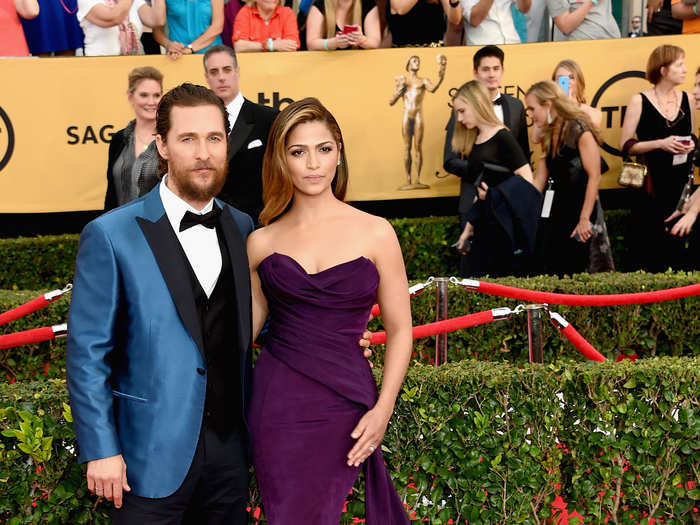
[219,209,252,351]
[228,102,255,161]
[502,97,513,129]
[136,216,205,358]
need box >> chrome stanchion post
[434,277,449,366]
[525,304,545,364]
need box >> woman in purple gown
[246,98,413,524]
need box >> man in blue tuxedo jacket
[66,83,254,523]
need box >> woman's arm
[571,130,601,242]
[246,232,270,341]
[514,163,534,185]
[14,0,39,19]
[532,156,548,192]
[306,4,351,49]
[620,93,693,155]
[137,0,165,28]
[346,219,411,467]
[84,0,134,27]
[438,0,462,24]
[152,26,186,58]
[186,0,225,52]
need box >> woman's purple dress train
[249,252,410,524]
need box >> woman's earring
[337,158,341,166]
[546,108,552,125]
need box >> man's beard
[169,160,227,202]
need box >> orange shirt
[0,0,30,56]
[233,5,300,48]
[670,0,700,33]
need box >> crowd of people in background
[4,0,700,56]
[448,44,700,278]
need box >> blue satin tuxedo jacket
[66,187,254,498]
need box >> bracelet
[268,38,274,52]
[694,2,698,15]
[323,38,329,50]
[591,0,598,4]
[449,0,459,6]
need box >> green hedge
[0,212,637,290]
[2,358,699,523]
[3,271,700,381]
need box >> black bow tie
[492,97,503,106]
[179,206,222,232]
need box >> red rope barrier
[0,324,66,350]
[0,285,72,326]
[370,310,496,345]
[468,280,700,306]
[558,324,606,362]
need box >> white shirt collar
[159,175,215,234]
[226,92,245,133]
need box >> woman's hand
[477,181,489,200]
[346,405,392,467]
[346,26,366,47]
[665,209,698,237]
[456,222,474,254]
[333,32,351,49]
[657,136,695,155]
[166,40,186,60]
[571,217,593,242]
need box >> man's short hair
[155,83,230,173]
[473,45,505,70]
[203,44,238,71]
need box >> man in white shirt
[203,44,278,223]
[461,0,531,44]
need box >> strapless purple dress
[249,253,410,524]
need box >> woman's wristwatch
[186,44,195,54]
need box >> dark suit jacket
[443,93,531,215]
[218,99,279,224]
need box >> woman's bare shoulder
[247,223,281,268]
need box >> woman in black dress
[305,0,380,49]
[385,0,461,47]
[525,80,602,276]
[451,80,540,277]
[619,45,696,271]
[104,66,163,211]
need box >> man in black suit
[203,45,278,224]
[443,45,530,275]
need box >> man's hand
[87,454,130,508]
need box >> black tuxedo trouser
[112,425,248,525]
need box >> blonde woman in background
[526,80,602,276]
[305,0,380,49]
[451,80,540,277]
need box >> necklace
[134,130,154,153]
[652,88,682,125]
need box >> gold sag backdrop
[0,34,698,213]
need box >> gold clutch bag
[618,161,647,189]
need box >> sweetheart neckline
[260,252,377,277]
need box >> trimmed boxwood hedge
[1,358,699,524]
[0,212,636,291]
[2,270,700,381]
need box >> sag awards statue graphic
[389,54,447,190]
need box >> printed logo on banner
[591,70,647,156]
[0,106,15,173]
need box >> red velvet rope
[0,296,50,327]
[0,326,56,350]
[473,281,700,306]
[370,310,495,345]
[558,324,606,362]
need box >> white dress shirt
[493,94,505,124]
[462,0,522,45]
[226,92,245,133]
[160,176,222,297]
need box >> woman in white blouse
[77,0,165,56]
